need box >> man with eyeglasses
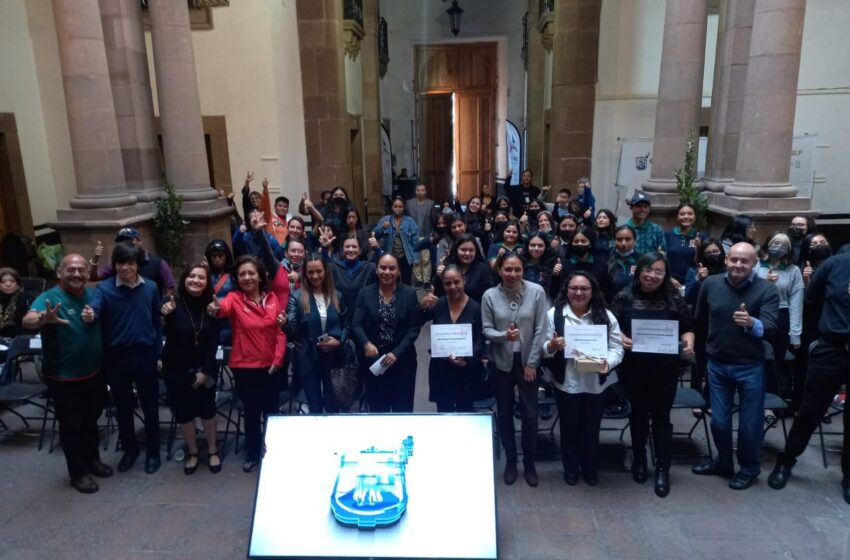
[692,242,779,490]
[22,254,111,494]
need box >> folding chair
[0,336,49,440]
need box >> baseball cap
[628,192,651,206]
[115,227,141,242]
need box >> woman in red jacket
[209,255,286,473]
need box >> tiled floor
[1,333,848,559]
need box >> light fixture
[445,0,464,37]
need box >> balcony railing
[344,0,364,27]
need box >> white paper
[631,319,680,355]
[29,337,42,350]
[369,355,390,376]
[215,346,224,361]
[563,325,607,359]
[0,344,7,352]
[431,324,473,358]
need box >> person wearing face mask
[521,200,544,234]
[494,195,513,219]
[550,226,612,300]
[556,214,579,248]
[788,215,817,266]
[756,232,804,411]
[372,196,420,285]
[608,225,639,302]
[433,234,493,302]
[684,240,726,307]
[664,204,707,289]
[301,187,353,239]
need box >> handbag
[326,340,362,410]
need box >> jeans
[779,340,850,475]
[494,353,538,464]
[707,358,765,477]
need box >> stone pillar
[148,0,217,201]
[360,0,384,224]
[52,0,137,209]
[296,0,352,198]
[525,0,547,183]
[725,0,805,198]
[100,0,163,201]
[643,0,708,193]
[704,0,755,192]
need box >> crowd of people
[2,170,847,506]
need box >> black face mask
[703,253,724,269]
[527,210,540,222]
[571,245,590,257]
[333,196,346,205]
[559,231,573,242]
[435,226,448,235]
[809,246,831,262]
[788,228,805,240]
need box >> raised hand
[368,231,379,250]
[250,212,267,231]
[419,286,438,309]
[802,260,813,283]
[81,305,95,323]
[552,258,563,277]
[697,262,708,281]
[583,208,592,219]
[547,331,566,354]
[262,177,269,191]
[733,302,752,328]
[207,299,221,317]
[767,267,779,283]
[160,295,176,316]
[94,241,104,258]
[245,171,254,185]
[40,301,69,326]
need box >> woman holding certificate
[351,254,422,413]
[482,252,549,487]
[421,265,484,412]
[542,271,624,487]
[610,252,694,497]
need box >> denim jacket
[372,215,420,264]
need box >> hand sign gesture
[802,260,813,283]
[547,331,565,353]
[697,262,708,281]
[369,231,379,250]
[262,177,269,191]
[94,241,104,258]
[552,258,563,277]
[207,299,221,317]
[81,305,95,323]
[250,212,267,231]
[245,171,254,185]
[161,295,177,317]
[733,303,752,328]
[40,301,69,326]
[767,267,779,283]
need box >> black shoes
[71,474,99,494]
[654,467,670,498]
[842,477,850,505]
[242,459,259,473]
[729,472,758,490]
[117,450,139,473]
[145,454,161,475]
[692,462,734,478]
[583,472,599,487]
[632,460,649,484]
[184,454,199,476]
[209,451,222,474]
[503,462,518,485]
[523,462,539,487]
[88,460,113,478]
[768,463,793,489]
[563,470,579,486]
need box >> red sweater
[219,291,286,368]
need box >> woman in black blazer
[285,254,347,413]
[352,254,423,412]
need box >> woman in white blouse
[542,271,624,486]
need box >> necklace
[183,299,205,346]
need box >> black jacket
[351,283,422,361]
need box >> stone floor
[1,333,848,560]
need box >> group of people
[4,170,847,507]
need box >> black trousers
[47,376,106,480]
[293,346,343,413]
[233,367,282,462]
[494,353,538,463]
[363,355,416,413]
[555,389,606,478]
[105,345,160,456]
[622,367,678,468]
[779,340,850,475]
[766,308,791,396]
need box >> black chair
[0,336,49,441]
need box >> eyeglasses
[641,268,665,277]
[790,223,807,229]
[567,286,591,293]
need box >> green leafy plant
[153,182,189,266]
[674,129,709,230]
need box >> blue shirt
[89,276,162,349]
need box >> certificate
[631,319,679,355]
[563,325,608,359]
[431,323,473,358]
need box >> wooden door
[455,92,493,202]
[418,93,453,203]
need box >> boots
[654,466,670,497]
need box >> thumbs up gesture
[547,330,566,354]
[161,295,177,317]
[552,258,563,277]
[767,267,779,283]
[733,302,753,328]
[94,241,104,258]
[697,261,708,281]
[207,299,221,317]
[802,260,813,283]
[81,304,95,323]
[368,231,379,250]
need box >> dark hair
[465,196,482,213]
[558,188,572,196]
[111,241,148,268]
[447,212,467,239]
[595,209,618,238]
[286,237,307,253]
[522,168,533,177]
[233,254,269,294]
[390,195,407,214]
[204,239,233,273]
[630,252,677,305]
[792,215,817,235]
[376,252,400,274]
[567,199,583,214]
[571,225,597,247]
[524,232,554,265]
[721,215,755,245]
[345,207,364,231]
[495,219,522,244]
[558,214,579,229]
[331,186,349,200]
[446,233,484,266]
[800,232,831,265]
[494,250,523,274]
[555,271,611,329]
[614,224,636,240]
[441,264,464,283]
[0,267,22,290]
[320,189,332,199]
[676,202,696,214]
[299,253,340,313]
[178,263,215,304]
[274,196,290,206]
[288,216,306,232]
[697,238,726,272]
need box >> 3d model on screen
[330,436,415,529]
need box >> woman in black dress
[421,265,484,412]
[160,263,221,475]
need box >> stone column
[525,0,547,182]
[704,0,755,192]
[148,0,217,201]
[296,0,352,198]
[100,0,163,201]
[546,0,602,186]
[725,0,805,198]
[52,0,136,209]
[643,0,708,193]
[360,0,384,224]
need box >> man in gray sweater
[692,242,780,490]
[407,184,435,286]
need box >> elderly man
[693,242,780,490]
[768,251,850,504]
[23,254,110,494]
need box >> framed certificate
[430,324,474,358]
[631,319,679,355]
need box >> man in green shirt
[23,254,110,494]
[625,191,667,255]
